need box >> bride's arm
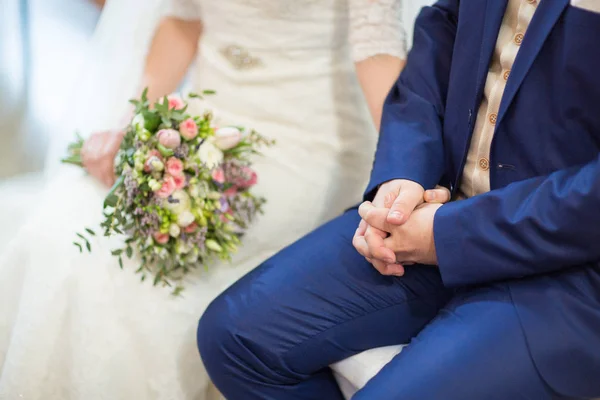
[350,0,407,130]
[141,16,202,103]
[82,1,202,186]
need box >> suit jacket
[367,0,600,397]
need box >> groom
[197,0,600,399]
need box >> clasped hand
[352,180,450,276]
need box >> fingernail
[389,211,403,220]
[385,258,396,264]
[428,191,436,200]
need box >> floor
[0,0,101,181]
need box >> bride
[0,0,423,398]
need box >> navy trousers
[198,210,571,399]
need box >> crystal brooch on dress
[220,45,263,70]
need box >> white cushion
[331,345,405,398]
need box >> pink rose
[179,118,198,140]
[212,168,225,184]
[166,157,184,177]
[237,167,258,188]
[157,129,181,149]
[155,176,176,198]
[153,232,170,245]
[214,127,242,150]
[171,174,186,190]
[224,186,238,197]
[167,94,185,110]
[183,222,198,234]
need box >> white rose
[169,224,181,237]
[214,127,242,150]
[188,184,199,198]
[150,159,164,172]
[131,113,145,131]
[177,211,195,227]
[175,240,192,255]
[197,140,224,169]
[148,179,162,191]
[163,190,191,215]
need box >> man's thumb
[387,187,423,225]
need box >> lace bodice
[166,0,406,63]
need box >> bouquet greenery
[63,89,273,294]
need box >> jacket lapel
[472,0,509,112]
[497,0,569,125]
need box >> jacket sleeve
[364,0,459,200]
[435,155,600,287]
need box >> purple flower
[218,196,229,213]
[174,143,189,159]
[124,170,139,206]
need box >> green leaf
[76,233,88,243]
[142,111,161,131]
[118,256,124,270]
[188,92,202,99]
[126,246,133,259]
[157,143,175,157]
[61,157,83,167]
[141,87,149,103]
[139,182,150,192]
[103,174,125,208]
[111,249,123,256]
[104,194,118,208]
[202,90,216,95]
[85,241,92,252]
[73,242,83,253]
[85,228,96,236]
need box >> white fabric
[349,0,406,61]
[0,0,413,399]
[571,0,600,13]
[332,345,405,398]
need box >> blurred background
[0,0,104,182]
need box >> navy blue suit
[198,1,600,398]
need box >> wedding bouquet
[63,89,272,294]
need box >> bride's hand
[81,130,125,187]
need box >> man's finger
[364,226,396,264]
[358,202,391,232]
[356,219,367,236]
[424,186,451,204]
[383,191,396,208]
[385,263,405,277]
[352,232,371,258]
[387,184,424,225]
[370,258,389,275]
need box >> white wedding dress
[0,0,419,398]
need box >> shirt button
[478,158,490,171]
[503,70,510,81]
[489,113,497,125]
[514,33,524,45]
